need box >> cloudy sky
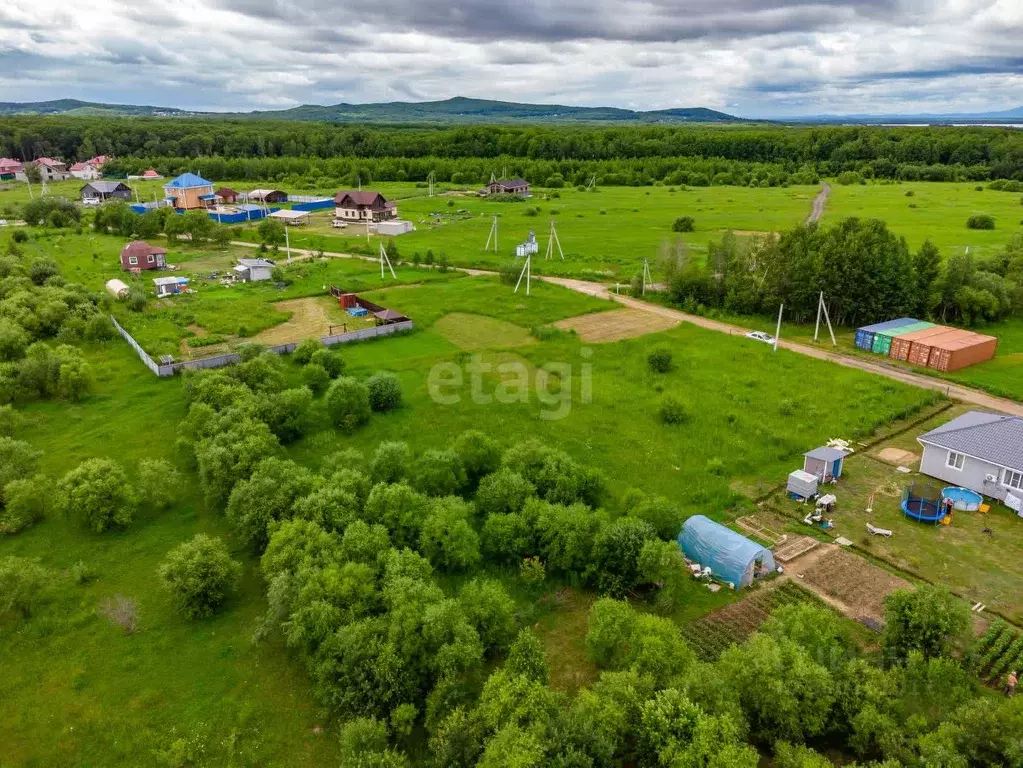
[1,0,1021,116]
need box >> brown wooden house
[215,187,239,204]
[485,178,530,197]
[121,240,168,272]
[333,191,398,222]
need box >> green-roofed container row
[870,321,935,355]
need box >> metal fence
[113,316,414,378]
[291,199,334,212]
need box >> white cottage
[917,411,1023,503]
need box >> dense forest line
[659,220,1023,327]
[1,117,1022,183]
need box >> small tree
[412,449,467,497]
[966,214,995,230]
[453,430,501,487]
[310,347,345,378]
[0,437,41,499]
[0,555,53,619]
[137,458,181,510]
[293,338,321,365]
[158,534,242,619]
[647,346,673,373]
[366,372,403,412]
[370,441,411,484]
[506,628,549,683]
[672,216,695,233]
[659,396,689,425]
[301,363,330,394]
[257,218,285,247]
[1,474,50,534]
[326,377,371,432]
[55,457,136,533]
[475,468,535,515]
[881,585,971,663]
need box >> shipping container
[854,318,917,351]
[888,324,949,361]
[907,329,970,367]
[927,332,999,372]
[872,321,934,355]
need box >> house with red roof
[142,169,162,179]
[333,190,397,222]
[120,240,168,272]
[0,158,26,181]
[33,157,70,181]
[70,161,102,180]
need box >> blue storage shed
[854,318,917,351]
[677,515,777,589]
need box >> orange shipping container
[907,329,972,367]
[927,333,998,372]
[889,325,954,361]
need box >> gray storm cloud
[0,0,1019,115]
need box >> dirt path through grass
[807,182,831,223]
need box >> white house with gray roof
[917,411,1023,502]
[233,258,275,282]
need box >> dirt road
[231,241,1022,417]
[545,276,1023,417]
[806,182,831,223]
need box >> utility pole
[484,216,498,252]
[379,241,396,279]
[813,292,836,346]
[642,259,653,295]
[774,304,783,352]
[285,223,291,264]
[544,219,564,260]
[514,251,532,296]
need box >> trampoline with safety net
[901,481,947,524]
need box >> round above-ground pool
[942,486,984,512]
[902,496,946,523]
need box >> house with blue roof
[163,172,216,211]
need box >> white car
[81,198,100,207]
[745,331,776,345]
[331,219,348,229]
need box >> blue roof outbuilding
[164,172,213,189]
[677,515,776,589]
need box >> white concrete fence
[111,316,414,377]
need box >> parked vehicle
[745,331,776,345]
[331,219,348,229]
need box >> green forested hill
[0,96,739,124]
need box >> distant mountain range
[0,97,740,124]
[1,97,1020,125]
[780,106,1023,124]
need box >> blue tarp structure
[677,515,776,589]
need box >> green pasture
[827,181,1023,260]
[237,184,822,280]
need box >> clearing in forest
[555,307,679,342]
[433,312,536,350]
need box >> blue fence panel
[292,199,333,212]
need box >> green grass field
[827,181,1023,260]
[236,184,822,280]
[0,270,943,764]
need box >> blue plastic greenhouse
[677,515,777,590]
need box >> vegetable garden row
[681,580,824,660]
